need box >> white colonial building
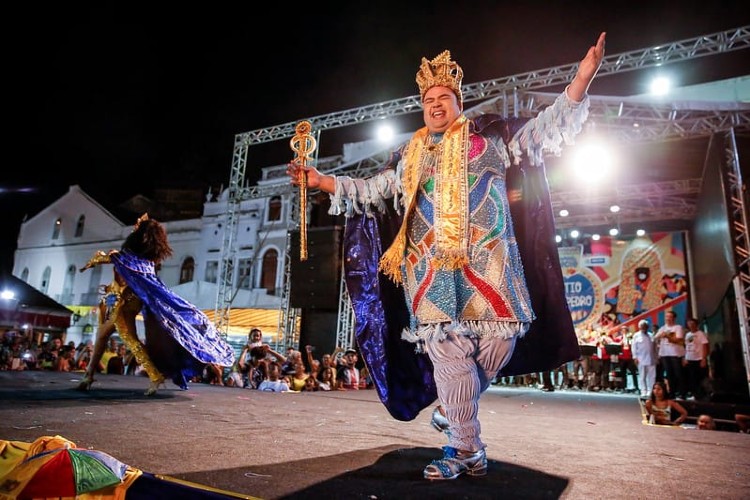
[10,176,293,347]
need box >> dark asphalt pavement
[1,371,748,499]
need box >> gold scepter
[290,120,317,261]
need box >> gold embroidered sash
[379,115,469,283]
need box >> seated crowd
[0,328,373,394]
[2,327,746,430]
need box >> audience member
[302,375,319,392]
[258,361,290,392]
[590,329,611,391]
[75,342,94,371]
[225,360,245,388]
[696,414,716,430]
[281,349,303,377]
[317,367,335,391]
[337,349,360,390]
[632,319,657,398]
[612,325,638,393]
[55,346,75,372]
[99,337,119,374]
[654,310,686,399]
[682,317,709,400]
[289,362,310,392]
[106,344,128,374]
[645,381,688,426]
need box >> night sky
[4,2,749,270]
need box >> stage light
[570,229,580,238]
[1,290,15,300]
[559,209,569,217]
[609,228,619,236]
[636,229,646,236]
[571,141,614,185]
[610,205,620,213]
[592,234,601,241]
[555,235,562,243]
[376,124,395,143]
[650,76,671,96]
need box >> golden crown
[416,50,463,102]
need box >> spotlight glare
[650,76,671,96]
[610,205,620,213]
[376,124,395,143]
[609,228,619,236]
[591,234,601,241]
[559,209,569,217]
[570,229,580,238]
[555,235,562,243]
[636,229,646,236]
[571,141,614,185]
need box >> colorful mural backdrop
[560,232,688,334]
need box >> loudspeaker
[289,226,343,309]
[298,310,340,364]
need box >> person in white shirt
[258,361,290,392]
[683,317,710,400]
[632,319,657,398]
[654,310,686,399]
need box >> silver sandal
[423,446,487,480]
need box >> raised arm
[80,250,115,272]
[567,32,606,102]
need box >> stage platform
[1,371,748,499]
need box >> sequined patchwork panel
[403,133,534,325]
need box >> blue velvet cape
[112,250,235,380]
[343,115,579,421]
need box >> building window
[21,268,29,282]
[61,265,76,304]
[80,263,103,305]
[75,215,85,237]
[261,249,278,295]
[237,258,253,290]
[180,257,195,284]
[267,196,282,222]
[205,260,218,283]
[41,267,51,294]
[52,218,62,240]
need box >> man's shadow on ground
[179,445,569,500]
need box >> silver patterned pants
[424,332,517,453]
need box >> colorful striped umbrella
[2,443,128,498]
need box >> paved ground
[1,371,749,499]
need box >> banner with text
[560,232,688,334]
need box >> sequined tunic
[330,90,588,344]
[398,129,533,338]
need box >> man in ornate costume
[76,214,235,396]
[288,32,605,480]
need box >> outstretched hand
[568,32,606,101]
[577,32,606,84]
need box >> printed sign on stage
[559,232,688,333]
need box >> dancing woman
[76,214,235,395]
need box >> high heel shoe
[144,378,165,397]
[75,376,94,391]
